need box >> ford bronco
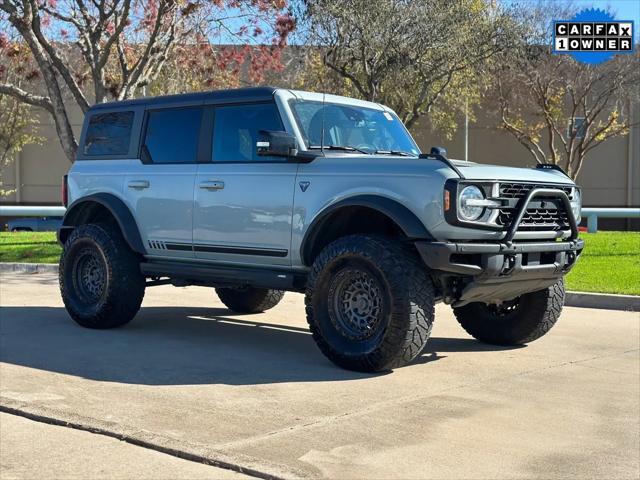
[58,87,584,372]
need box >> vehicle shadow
[0,306,520,386]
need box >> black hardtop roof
[89,86,279,111]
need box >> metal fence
[1,205,639,234]
[581,208,640,233]
[0,206,66,217]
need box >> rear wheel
[453,280,565,345]
[215,287,284,314]
[305,235,435,372]
[59,224,145,329]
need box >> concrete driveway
[1,272,638,479]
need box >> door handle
[128,180,150,190]
[199,180,225,191]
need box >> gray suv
[58,87,584,372]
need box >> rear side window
[143,107,202,164]
[212,103,283,163]
[83,111,134,156]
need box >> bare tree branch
[302,0,515,136]
[488,2,639,179]
[29,0,90,112]
[0,83,53,113]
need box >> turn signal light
[444,190,450,211]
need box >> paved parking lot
[1,272,638,479]
[0,412,248,480]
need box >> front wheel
[59,224,145,329]
[453,279,565,345]
[305,235,435,372]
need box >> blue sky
[587,0,639,22]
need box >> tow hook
[501,255,517,275]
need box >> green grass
[566,232,640,296]
[1,230,638,295]
[0,231,61,264]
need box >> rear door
[124,104,203,258]
[193,102,298,267]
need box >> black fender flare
[300,194,432,265]
[58,193,146,254]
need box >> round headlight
[571,189,582,222]
[459,185,485,221]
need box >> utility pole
[464,98,469,162]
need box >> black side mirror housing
[257,130,298,159]
[430,146,447,157]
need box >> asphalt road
[1,272,638,479]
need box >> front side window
[83,111,134,156]
[212,103,283,162]
[289,100,419,156]
[143,107,202,164]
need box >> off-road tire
[453,279,565,345]
[305,235,435,372]
[216,287,285,313]
[59,223,145,329]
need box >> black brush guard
[417,188,584,307]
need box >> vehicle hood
[313,153,575,185]
[451,160,574,185]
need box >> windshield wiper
[308,145,371,154]
[373,149,417,157]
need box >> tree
[277,47,354,95]
[490,5,640,179]
[0,95,42,196]
[0,0,295,162]
[0,35,43,196]
[298,0,516,133]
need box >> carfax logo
[553,8,634,64]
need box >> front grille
[497,183,573,232]
[498,207,570,231]
[499,183,572,198]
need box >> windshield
[289,100,420,156]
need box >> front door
[124,105,203,259]
[193,102,298,267]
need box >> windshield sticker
[383,112,394,121]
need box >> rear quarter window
[83,111,134,156]
[142,107,202,164]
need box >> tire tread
[453,279,565,345]
[216,287,284,314]
[59,223,145,329]
[305,235,435,372]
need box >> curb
[565,292,640,312]
[0,262,58,274]
[0,398,306,480]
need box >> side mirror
[257,130,298,159]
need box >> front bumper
[416,239,584,307]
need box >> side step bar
[140,261,306,292]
